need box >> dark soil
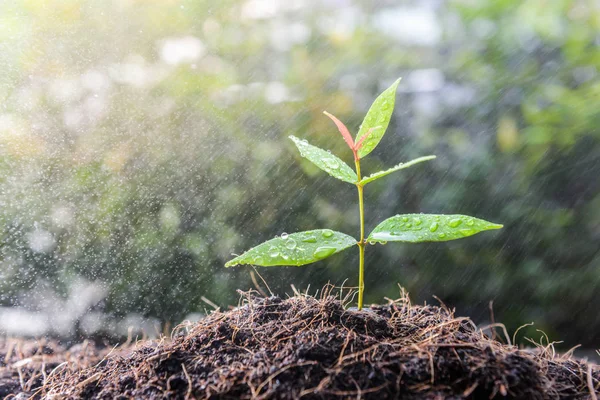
[3,289,599,399]
[0,337,113,399]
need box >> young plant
[225,78,502,310]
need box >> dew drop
[313,246,336,258]
[302,236,317,243]
[280,232,289,240]
[402,217,409,222]
[322,229,334,238]
[466,219,475,226]
[438,233,446,239]
[448,219,462,228]
[429,222,439,232]
[282,254,289,260]
[414,218,422,225]
[285,238,297,250]
[405,223,412,228]
[459,229,475,237]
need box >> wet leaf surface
[360,155,436,185]
[355,78,401,158]
[368,214,503,243]
[226,229,357,267]
[290,136,358,183]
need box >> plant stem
[355,159,365,310]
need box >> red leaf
[323,111,355,150]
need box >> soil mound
[11,290,600,399]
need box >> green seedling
[226,78,503,310]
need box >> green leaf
[368,214,502,243]
[360,155,436,186]
[289,136,358,184]
[225,230,357,267]
[355,78,401,158]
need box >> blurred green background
[0,0,598,351]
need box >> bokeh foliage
[0,0,598,348]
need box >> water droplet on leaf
[323,158,339,169]
[281,232,289,240]
[448,219,462,228]
[438,233,446,239]
[313,246,336,258]
[429,222,439,232]
[285,238,297,250]
[322,230,333,238]
[302,236,317,243]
